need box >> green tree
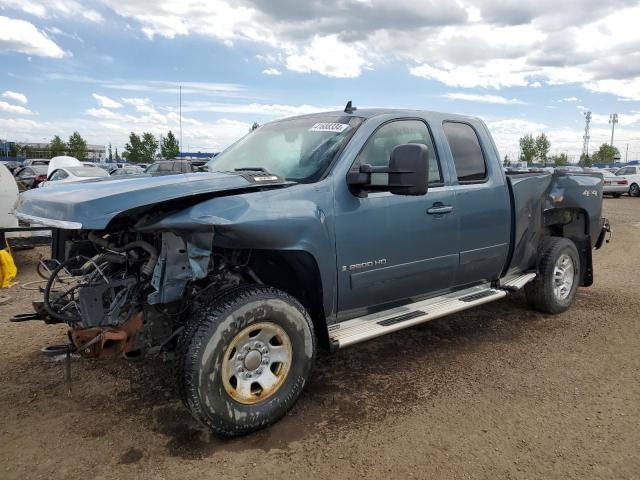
[503,154,510,167]
[108,143,113,161]
[250,122,260,132]
[123,132,143,163]
[534,133,551,163]
[519,134,536,164]
[550,153,568,166]
[114,147,120,160]
[591,143,620,164]
[67,131,87,160]
[50,135,67,156]
[579,153,592,167]
[141,132,159,162]
[160,130,180,159]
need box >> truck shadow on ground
[107,291,568,459]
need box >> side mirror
[347,143,429,196]
[388,143,428,196]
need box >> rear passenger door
[442,121,511,287]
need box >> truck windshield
[207,115,364,182]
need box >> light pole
[609,113,618,146]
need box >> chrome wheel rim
[631,184,639,196]
[552,253,575,301]
[221,322,292,405]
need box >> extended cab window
[443,122,487,182]
[355,120,442,186]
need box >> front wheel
[630,183,640,197]
[178,285,316,437]
[525,237,580,314]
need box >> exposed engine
[41,230,252,358]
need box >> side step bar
[330,276,535,349]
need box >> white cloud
[585,78,640,102]
[80,0,640,102]
[285,35,368,78]
[262,68,281,76]
[410,59,532,89]
[442,92,526,105]
[0,0,103,22]
[178,102,330,117]
[2,90,27,104]
[121,97,151,107]
[590,111,640,126]
[0,100,33,114]
[0,16,68,58]
[92,93,122,108]
[558,97,580,102]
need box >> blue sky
[1,0,640,160]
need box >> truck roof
[293,107,481,123]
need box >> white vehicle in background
[0,162,18,231]
[0,162,50,249]
[615,165,640,197]
[603,172,629,197]
[47,155,81,177]
[40,166,109,187]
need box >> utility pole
[179,84,183,157]
[582,111,591,158]
[609,113,618,146]
[625,143,629,163]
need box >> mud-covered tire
[525,237,580,314]
[178,285,316,437]
[630,183,640,197]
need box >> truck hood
[15,171,290,229]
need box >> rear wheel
[630,183,640,197]
[178,285,316,437]
[525,237,580,314]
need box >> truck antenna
[344,100,357,114]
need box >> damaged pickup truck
[14,105,610,436]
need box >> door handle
[427,203,454,215]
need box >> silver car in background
[602,170,629,197]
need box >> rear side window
[443,122,487,182]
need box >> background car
[14,165,48,191]
[23,158,50,167]
[40,166,110,187]
[110,165,145,176]
[602,171,629,197]
[0,160,22,174]
[144,160,200,175]
[615,165,640,197]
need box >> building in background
[14,142,106,161]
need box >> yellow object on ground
[0,249,17,288]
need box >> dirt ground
[1,198,638,480]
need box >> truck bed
[504,170,604,280]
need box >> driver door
[333,119,459,318]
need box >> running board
[329,285,507,349]
[500,272,536,291]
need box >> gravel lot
[1,198,638,480]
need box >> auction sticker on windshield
[309,122,349,133]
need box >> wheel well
[543,208,593,286]
[248,250,330,351]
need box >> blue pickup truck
[15,105,609,436]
